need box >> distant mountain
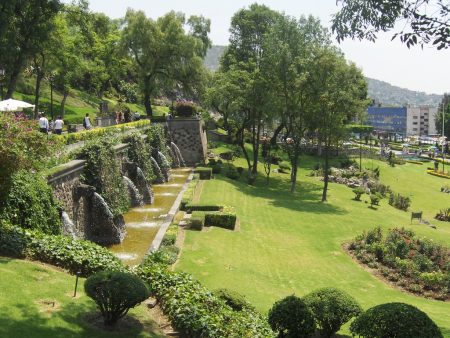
[204,45,443,107]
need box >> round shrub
[268,295,315,338]
[174,101,197,117]
[212,164,222,174]
[350,302,443,338]
[353,187,365,201]
[303,287,362,338]
[278,161,291,173]
[85,271,150,326]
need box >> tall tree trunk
[317,133,323,156]
[322,141,330,202]
[236,127,251,171]
[33,71,43,118]
[6,55,25,99]
[143,77,153,117]
[251,113,262,178]
[270,122,285,146]
[290,145,299,193]
[60,90,69,118]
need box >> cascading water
[135,167,154,204]
[151,156,165,184]
[61,209,76,239]
[167,145,180,168]
[90,192,125,244]
[157,151,171,182]
[171,142,186,167]
[123,176,144,207]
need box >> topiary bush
[85,271,150,326]
[204,212,237,230]
[303,287,362,338]
[388,192,411,211]
[174,101,197,117]
[369,193,381,207]
[189,211,205,231]
[350,302,443,338]
[212,164,222,174]
[268,295,315,338]
[185,203,223,212]
[226,166,240,180]
[194,167,212,180]
[278,161,291,173]
[1,170,61,234]
[352,187,365,201]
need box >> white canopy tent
[0,98,35,112]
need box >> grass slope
[176,155,450,337]
[0,257,164,338]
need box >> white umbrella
[0,98,35,112]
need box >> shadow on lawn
[215,168,347,216]
[0,301,162,338]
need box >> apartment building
[406,106,437,136]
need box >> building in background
[367,105,438,136]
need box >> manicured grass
[176,155,450,337]
[0,257,164,338]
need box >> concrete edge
[147,171,194,253]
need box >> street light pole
[443,97,446,173]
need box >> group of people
[38,113,92,134]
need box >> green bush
[204,212,237,230]
[0,223,124,276]
[303,288,362,338]
[268,295,315,338]
[85,271,150,326]
[1,170,61,234]
[212,164,222,174]
[226,167,240,180]
[189,211,205,231]
[174,101,197,117]
[213,288,254,311]
[369,193,381,207]
[161,233,176,246]
[194,167,212,180]
[278,161,291,173]
[208,158,217,166]
[388,192,411,211]
[350,302,443,338]
[145,246,180,265]
[352,187,365,201]
[136,258,274,338]
[186,203,223,213]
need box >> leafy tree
[350,302,443,338]
[332,0,450,49]
[120,10,210,116]
[0,0,61,98]
[307,47,368,201]
[84,271,150,326]
[303,287,362,338]
[268,295,316,338]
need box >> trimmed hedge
[194,167,212,180]
[180,178,198,211]
[186,203,223,213]
[205,212,237,230]
[136,259,274,338]
[0,223,124,277]
[190,211,205,231]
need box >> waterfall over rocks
[171,142,186,167]
[135,167,154,204]
[71,184,125,245]
[151,156,165,184]
[123,176,144,207]
[60,208,76,239]
[122,161,154,204]
[167,145,179,168]
[157,151,171,182]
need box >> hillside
[204,45,443,107]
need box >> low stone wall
[165,118,207,166]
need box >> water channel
[109,168,191,266]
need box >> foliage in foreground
[85,271,150,326]
[136,257,274,338]
[267,295,315,338]
[349,227,450,300]
[350,302,443,338]
[303,287,362,338]
[0,223,124,277]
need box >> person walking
[54,116,64,135]
[83,113,92,130]
[38,113,49,134]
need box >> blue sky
[82,0,450,94]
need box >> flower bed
[427,169,450,179]
[348,227,450,301]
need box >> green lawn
[0,257,165,338]
[176,156,450,337]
